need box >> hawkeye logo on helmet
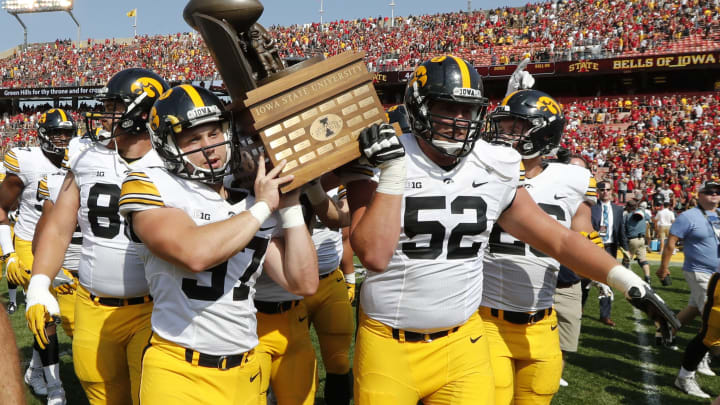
[453,88,482,98]
[187,105,221,121]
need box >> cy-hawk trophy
[184,0,392,191]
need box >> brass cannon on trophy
[184,0,391,191]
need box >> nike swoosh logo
[472,181,488,188]
[551,324,558,331]
[259,226,274,231]
[554,194,567,200]
[298,316,307,322]
[250,372,260,382]
[336,278,344,283]
[470,335,482,343]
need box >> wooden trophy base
[239,51,390,191]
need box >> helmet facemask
[488,111,559,159]
[39,127,74,158]
[37,109,76,159]
[151,112,234,185]
[412,87,488,158]
[86,96,146,144]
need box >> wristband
[375,158,405,195]
[0,224,14,255]
[606,265,644,295]
[305,181,327,206]
[280,205,305,229]
[28,274,52,292]
[344,272,355,284]
[248,201,271,225]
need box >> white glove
[505,58,535,97]
[25,275,60,349]
[593,281,614,301]
[358,123,405,195]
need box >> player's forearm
[31,218,71,279]
[552,228,620,283]
[340,227,355,275]
[350,193,402,273]
[0,309,26,404]
[280,226,318,296]
[0,207,10,226]
[313,198,351,229]
[163,212,262,273]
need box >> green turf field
[4,263,719,404]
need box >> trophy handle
[191,12,258,102]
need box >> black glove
[358,123,404,167]
[628,284,681,342]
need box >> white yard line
[633,307,661,405]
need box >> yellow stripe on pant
[303,268,354,374]
[255,300,318,405]
[479,305,562,405]
[73,285,152,405]
[140,333,262,405]
[353,309,494,405]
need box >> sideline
[633,307,661,405]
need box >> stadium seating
[2,0,720,86]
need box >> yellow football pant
[55,269,77,337]
[73,285,152,405]
[353,309,494,405]
[303,268,353,374]
[256,301,318,405]
[14,236,33,289]
[702,273,720,348]
[140,333,262,405]
[480,306,562,405]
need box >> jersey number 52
[402,196,487,260]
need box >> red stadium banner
[0,86,103,99]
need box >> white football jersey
[119,168,276,355]
[360,134,521,332]
[37,171,82,272]
[482,162,597,311]
[311,186,345,275]
[4,147,61,241]
[66,137,159,298]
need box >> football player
[303,182,354,404]
[118,84,317,404]
[34,169,84,335]
[346,55,679,404]
[0,107,75,403]
[25,68,169,405]
[480,89,600,404]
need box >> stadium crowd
[2,0,720,87]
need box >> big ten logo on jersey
[96,170,105,177]
[193,209,211,222]
[407,180,423,189]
